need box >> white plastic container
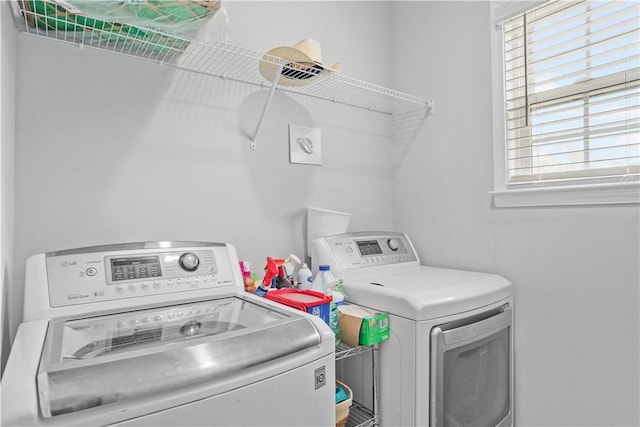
[306,207,352,254]
[311,265,335,294]
[297,263,314,290]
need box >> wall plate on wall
[289,125,322,165]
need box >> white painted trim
[491,0,546,23]
[0,0,4,374]
[491,181,640,207]
[490,6,508,196]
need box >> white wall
[7,1,639,425]
[1,0,17,376]
[391,2,640,426]
[10,2,394,338]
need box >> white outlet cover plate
[289,125,322,165]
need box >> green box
[359,312,389,345]
[338,304,389,347]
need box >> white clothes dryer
[2,241,335,426]
[312,232,513,427]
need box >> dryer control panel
[312,232,420,273]
[44,242,238,308]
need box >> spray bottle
[282,254,302,285]
[255,257,278,297]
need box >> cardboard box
[338,304,389,347]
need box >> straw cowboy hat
[259,38,343,87]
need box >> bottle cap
[319,265,330,271]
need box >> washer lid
[339,265,513,321]
[37,296,320,418]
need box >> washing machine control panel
[45,242,238,308]
[317,232,419,271]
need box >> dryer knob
[387,238,400,251]
[179,253,200,272]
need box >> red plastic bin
[265,289,331,325]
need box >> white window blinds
[503,0,639,185]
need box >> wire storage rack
[13,0,433,156]
[335,342,379,427]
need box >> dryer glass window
[431,305,512,427]
[442,329,509,426]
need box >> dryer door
[430,304,512,427]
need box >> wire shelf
[346,400,378,427]
[336,342,377,360]
[13,0,433,156]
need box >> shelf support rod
[250,61,284,150]
[391,100,435,172]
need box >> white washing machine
[312,232,513,427]
[2,241,335,426]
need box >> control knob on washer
[387,238,400,251]
[179,253,200,271]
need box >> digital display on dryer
[356,240,383,256]
[110,256,162,281]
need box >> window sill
[490,182,640,208]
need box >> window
[491,0,639,206]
